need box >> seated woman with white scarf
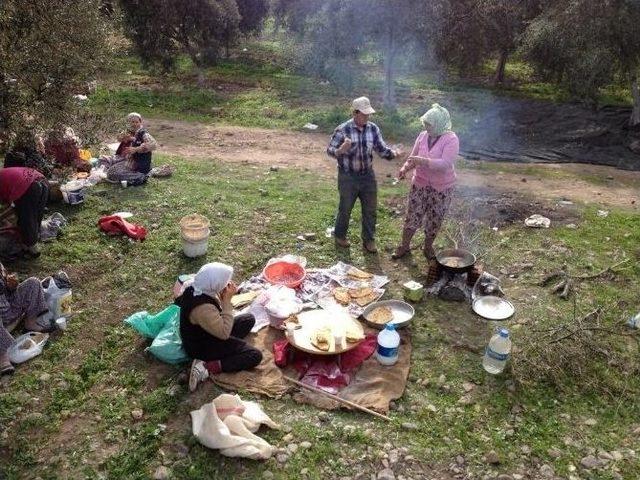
[175,262,262,392]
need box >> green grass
[479,58,634,106]
[1,152,639,479]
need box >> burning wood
[426,264,484,302]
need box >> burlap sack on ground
[213,327,411,414]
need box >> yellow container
[79,149,92,161]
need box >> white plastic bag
[263,285,303,319]
[42,278,72,318]
[8,332,49,364]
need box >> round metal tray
[472,295,515,320]
[361,300,414,329]
[285,309,365,355]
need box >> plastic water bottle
[376,323,400,366]
[482,328,512,374]
[628,311,640,329]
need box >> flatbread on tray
[310,327,333,351]
[355,292,378,307]
[347,267,374,280]
[346,327,365,343]
[368,306,394,324]
[348,286,373,298]
[333,287,351,305]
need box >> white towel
[190,394,279,460]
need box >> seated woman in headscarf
[3,134,54,178]
[392,103,459,260]
[0,167,50,258]
[1,262,52,375]
[175,262,263,392]
[44,127,90,173]
[101,112,157,185]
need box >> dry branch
[572,259,630,280]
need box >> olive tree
[0,0,111,150]
[430,0,540,84]
[119,0,241,71]
[236,0,270,34]
[521,0,640,125]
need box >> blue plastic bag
[124,304,189,364]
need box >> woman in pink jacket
[392,104,459,260]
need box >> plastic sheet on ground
[324,261,389,289]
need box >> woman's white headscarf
[192,262,234,297]
[127,112,143,122]
[420,103,452,137]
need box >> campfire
[425,248,483,302]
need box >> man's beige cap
[352,96,375,114]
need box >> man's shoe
[363,240,378,253]
[188,360,209,392]
[335,237,351,248]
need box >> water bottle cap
[498,328,509,338]
[385,323,396,331]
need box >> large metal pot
[436,248,476,273]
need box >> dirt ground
[149,118,639,210]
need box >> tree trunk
[196,66,206,87]
[631,76,640,127]
[494,50,508,85]
[382,28,397,111]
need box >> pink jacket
[402,131,459,191]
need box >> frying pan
[436,248,476,273]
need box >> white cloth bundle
[190,394,279,460]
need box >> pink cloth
[0,167,44,204]
[98,215,147,241]
[273,334,378,394]
[404,131,459,191]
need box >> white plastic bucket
[182,229,209,257]
[180,214,210,242]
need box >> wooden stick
[283,376,392,422]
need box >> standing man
[327,97,400,253]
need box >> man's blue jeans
[334,170,377,242]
